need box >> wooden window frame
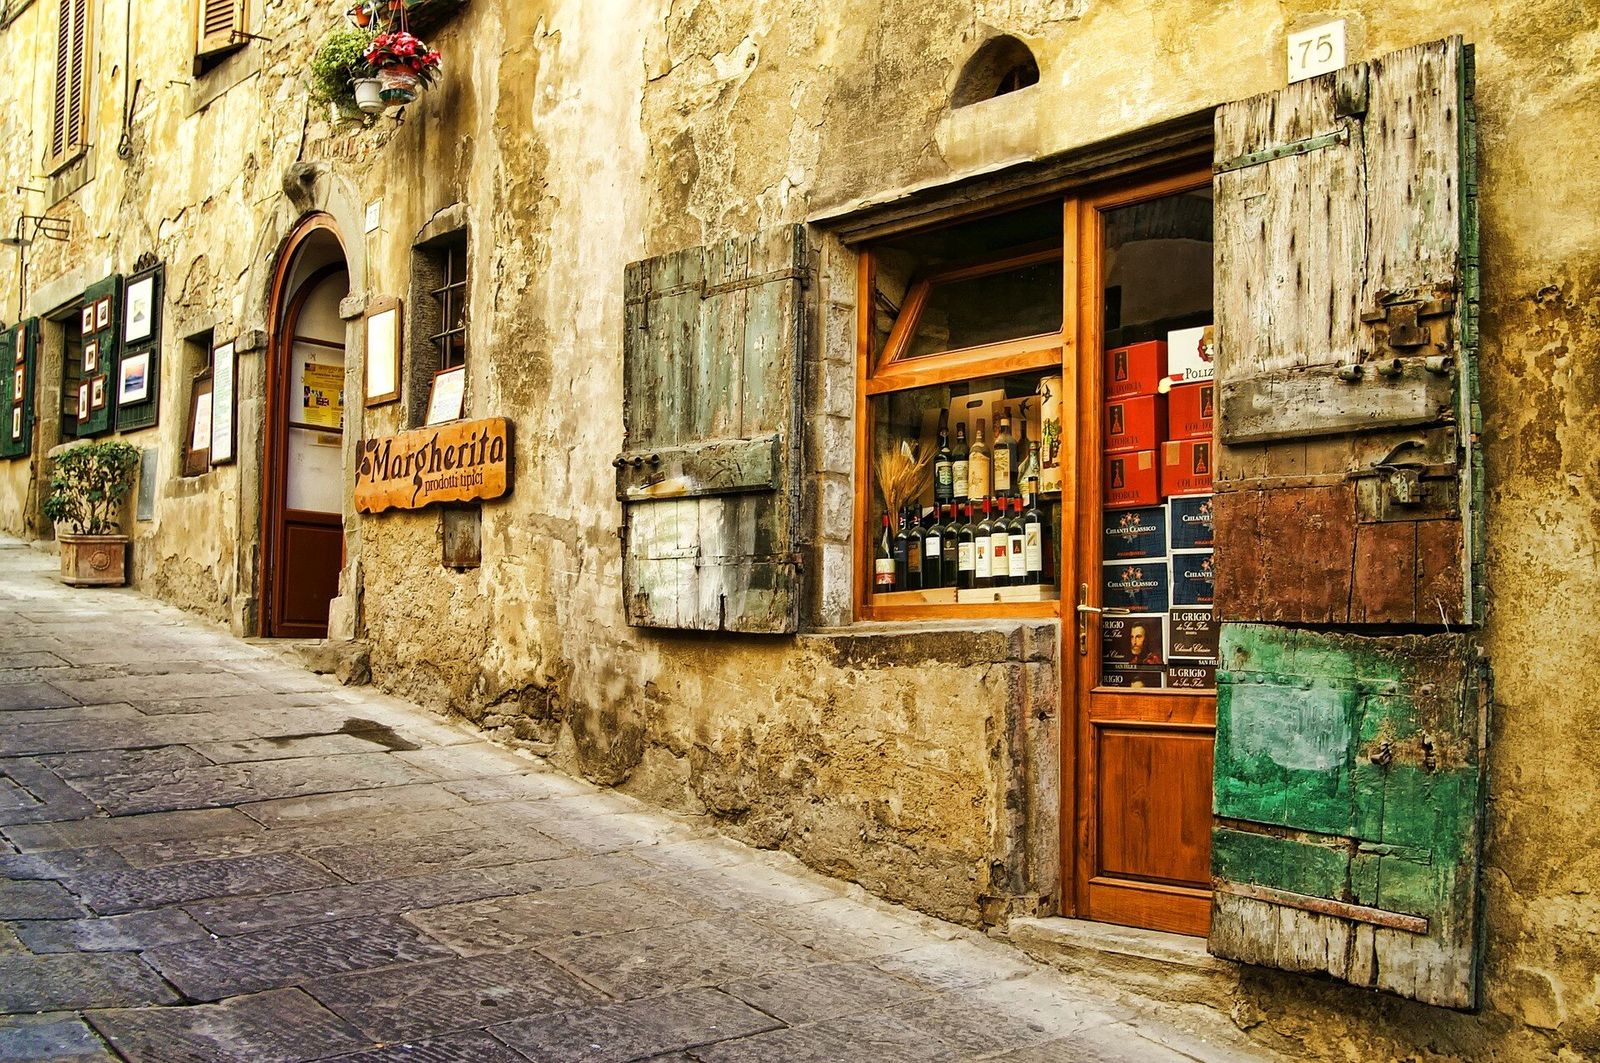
[854,207,1076,623]
[45,0,91,173]
[429,238,468,371]
[195,0,247,62]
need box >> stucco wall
[0,1,1595,1059]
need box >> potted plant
[365,29,443,107]
[42,441,140,587]
[311,25,381,115]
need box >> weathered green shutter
[617,224,812,633]
[1,319,38,460]
[115,265,162,432]
[1210,38,1486,1007]
[75,274,121,438]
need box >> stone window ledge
[801,617,1058,667]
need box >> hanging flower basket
[377,67,420,105]
[353,77,386,112]
[364,30,443,109]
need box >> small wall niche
[952,35,1041,108]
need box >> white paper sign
[210,342,235,463]
[1287,21,1345,84]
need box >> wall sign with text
[354,416,512,514]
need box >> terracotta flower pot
[58,533,129,587]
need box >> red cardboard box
[1161,439,1214,497]
[1166,381,1214,441]
[1105,450,1160,509]
[1106,342,1167,399]
[1104,394,1164,454]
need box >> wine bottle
[941,504,959,586]
[1019,440,1042,506]
[922,507,943,590]
[1007,497,1027,585]
[905,506,924,592]
[952,422,970,503]
[1023,480,1045,585]
[974,497,994,589]
[893,509,909,590]
[875,513,896,592]
[956,503,976,590]
[989,497,1011,588]
[994,408,1015,497]
[933,411,953,506]
[969,418,991,501]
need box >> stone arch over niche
[951,34,1041,108]
[230,166,369,639]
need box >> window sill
[190,46,260,115]
[43,150,91,204]
[802,616,1057,668]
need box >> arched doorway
[262,216,349,638]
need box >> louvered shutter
[47,0,89,167]
[1,320,38,460]
[617,225,812,633]
[196,0,243,59]
[74,276,121,439]
[1208,38,1486,1008]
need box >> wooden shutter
[196,0,243,59]
[1,320,38,460]
[1208,38,1486,1008]
[617,225,812,633]
[75,275,122,439]
[47,0,90,168]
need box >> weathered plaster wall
[0,1,1596,1059]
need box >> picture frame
[84,338,99,373]
[95,297,110,332]
[183,373,213,477]
[425,364,465,425]
[11,366,23,403]
[117,351,151,406]
[124,273,156,344]
[90,375,107,411]
[364,296,402,408]
[14,329,24,366]
[10,406,20,442]
[209,341,236,465]
[80,305,94,336]
[76,380,90,417]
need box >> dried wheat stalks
[876,438,931,519]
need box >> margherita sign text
[355,416,512,513]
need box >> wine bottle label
[969,455,990,498]
[925,533,941,559]
[990,532,1009,573]
[936,462,952,491]
[958,541,974,571]
[1008,534,1027,578]
[994,449,1011,493]
[875,559,895,587]
[1024,525,1043,571]
[976,539,992,579]
[907,544,922,574]
[952,461,969,498]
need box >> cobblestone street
[0,536,1261,1062]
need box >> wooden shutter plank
[197,0,243,57]
[696,237,748,441]
[67,0,86,153]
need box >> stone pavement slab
[0,536,1268,1062]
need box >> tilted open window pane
[868,369,1063,606]
[901,256,1064,359]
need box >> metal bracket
[1360,295,1456,352]
[1215,127,1350,175]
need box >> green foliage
[310,25,378,105]
[42,441,140,535]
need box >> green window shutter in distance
[617,224,812,633]
[2,319,40,459]
[1209,37,1486,1008]
[75,275,121,438]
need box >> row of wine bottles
[876,487,1050,592]
[933,406,1042,505]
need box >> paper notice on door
[302,362,344,430]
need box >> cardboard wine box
[1105,394,1165,454]
[1038,375,1064,494]
[1169,607,1219,660]
[1102,505,1167,561]
[1165,380,1214,441]
[1105,450,1160,509]
[1102,559,1169,613]
[1106,341,1167,398]
[1171,550,1215,607]
[1101,666,1166,689]
[1167,663,1216,690]
[1166,324,1215,383]
[1161,439,1214,497]
[1168,494,1215,550]
[1101,612,1167,668]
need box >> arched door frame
[261,213,348,638]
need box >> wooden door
[1071,171,1217,937]
[265,262,347,639]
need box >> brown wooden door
[264,249,348,639]
[1070,172,1216,937]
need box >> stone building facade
[0,1,1595,1059]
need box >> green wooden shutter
[1,319,38,460]
[115,265,163,432]
[617,224,812,633]
[1209,37,1486,1008]
[75,275,121,438]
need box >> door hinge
[1360,295,1456,352]
[1215,127,1350,175]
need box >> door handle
[1076,604,1102,615]
[1076,583,1099,656]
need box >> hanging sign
[354,416,512,514]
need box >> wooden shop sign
[355,416,511,514]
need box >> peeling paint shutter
[617,225,812,633]
[1,320,38,460]
[75,275,122,439]
[1209,38,1487,1008]
[196,0,243,59]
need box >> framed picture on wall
[425,365,465,425]
[76,380,90,416]
[84,338,99,373]
[210,341,236,465]
[11,366,22,402]
[14,329,23,365]
[124,274,156,344]
[95,298,110,332]
[364,296,401,407]
[90,375,107,411]
[10,406,20,441]
[117,351,151,406]
[80,306,94,336]
[184,373,213,477]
